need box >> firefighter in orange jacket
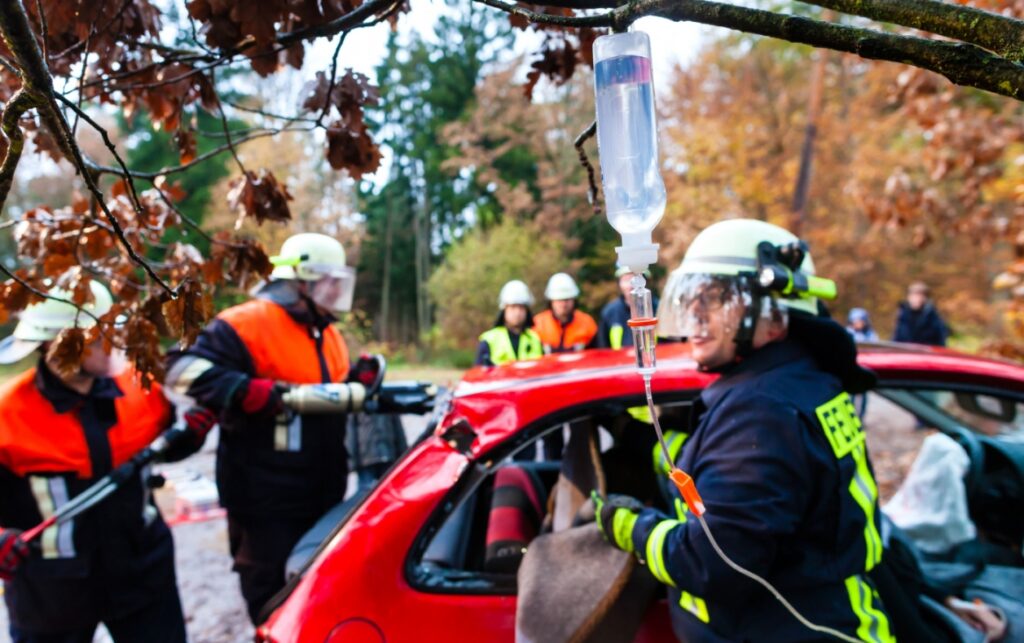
[165,233,369,624]
[0,282,214,643]
[532,273,597,354]
[532,273,597,460]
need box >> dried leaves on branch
[3,0,1024,382]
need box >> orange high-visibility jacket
[533,309,598,354]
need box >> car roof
[442,342,1024,457]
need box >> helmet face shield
[657,272,751,340]
[309,266,356,313]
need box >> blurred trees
[428,219,565,348]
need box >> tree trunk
[791,47,828,236]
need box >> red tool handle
[21,515,56,543]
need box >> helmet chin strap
[733,275,762,358]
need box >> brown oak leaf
[227,169,293,225]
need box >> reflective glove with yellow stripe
[592,491,645,553]
[593,490,686,588]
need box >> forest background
[2,1,1022,372]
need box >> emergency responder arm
[475,340,494,367]
[596,305,614,349]
[160,407,219,463]
[165,319,266,414]
[625,396,813,604]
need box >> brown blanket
[516,421,658,643]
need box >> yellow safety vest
[479,327,543,366]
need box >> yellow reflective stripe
[848,444,884,570]
[844,575,895,643]
[679,591,711,623]
[652,430,688,475]
[29,476,58,559]
[611,509,639,553]
[628,405,653,424]
[815,391,883,571]
[645,520,681,587]
[480,328,516,365]
[673,497,689,522]
[609,325,625,349]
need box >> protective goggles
[656,273,753,340]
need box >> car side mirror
[954,392,1017,423]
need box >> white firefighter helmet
[270,233,356,312]
[498,280,534,308]
[658,219,830,339]
[270,233,348,281]
[0,281,114,364]
[544,273,580,301]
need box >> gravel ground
[0,392,937,643]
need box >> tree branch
[0,88,40,209]
[800,0,1024,63]
[473,0,612,27]
[574,121,600,216]
[0,0,175,295]
[83,126,314,180]
[612,0,1024,101]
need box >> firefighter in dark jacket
[892,282,949,346]
[165,232,362,624]
[594,219,894,642]
[0,282,215,643]
[597,266,659,349]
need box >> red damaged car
[256,342,1024,643]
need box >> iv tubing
[642,378,863,643]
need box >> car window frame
[404,390,701,596]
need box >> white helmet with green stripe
[658,219,835,341]
[0,281,114,364]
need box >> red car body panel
[260,342,1024,643]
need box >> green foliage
[428,219,566,347]
[358,10,513,344]
[121,109,245,251]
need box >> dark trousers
[8,587,186,643]
[228,514,317,624]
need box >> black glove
[0,527,30,580]
[592,491,645,554]
[367,382,437,415]
[162,407,219,462]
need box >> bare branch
[0,88,40,209]
[800,0,1024,63]
[276,0,400,46]
[84,126,314,180]
[574,121,600,216]
[0,263,105,327]
[0,0,175,295]
[612,0,1024,101]
[32,0,46,62]
[473,0,612,28]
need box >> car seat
[483,465,546,573]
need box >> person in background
[165,232,358,624]
[598,266,658,350]
[476,280,543,367]
[893,282,949,347]
[0,282,214,643]
[846,307,879,342]
[533,273,598,354]
[532,273,598,460]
